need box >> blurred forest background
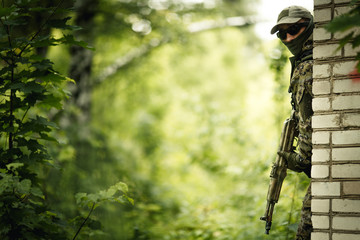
[0,0,311,239]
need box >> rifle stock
[260,112,297,234]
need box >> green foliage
[0,2,73,238]
[325,0,360,71]
[0,1,127,239]
[72,182,133,240]
[75,182,134,209]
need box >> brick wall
[312,0,360,239]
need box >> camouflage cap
[270,6,313,34]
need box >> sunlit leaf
[115,181,128,193]
[6,163,24,170]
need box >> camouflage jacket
[288,39,313,177]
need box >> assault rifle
[260,111,297,234]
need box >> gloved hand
[277,151,311,178]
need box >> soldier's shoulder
[293,60,313,80]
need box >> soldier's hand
[277,151,311,178]
[277,151,300,172]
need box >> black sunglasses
[277,22,309,40]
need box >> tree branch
[94,16,256,85]
[72,202,96,240]
[94,38,169,85]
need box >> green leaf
[339,32,354,48]
[75,193,88,205]
[41,94,63,109]
[22,81,45,94]
[353,34,360,48]
[0,7,16,17]
[39,133,58,142]
[30,186,44,199]
[87,193,99,203]
[24,92,45,107]
[47,17,81,30]
[18,117,57,139]
[45,211,58,217]
[40,72,66,84]
[114,181,128,193]
[6,163,24,171]
[28,198,43,206]
[104,187,117,199]
[31,37,59,48]
[17,179,31,194]
[325,11,360,33]
[2,17,28,26]
[9,82,25,90]
[61,34,95,50]
[31,58,53,71]
[127,197,134,205]
[36,116,58,129]
[114,196,134,205]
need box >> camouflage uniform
[288,39,313,240]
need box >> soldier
[270,6,314,240]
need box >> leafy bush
[0,1,132,239]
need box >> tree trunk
[67,0,99,128]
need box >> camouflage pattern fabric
[289,57,313,172]
[296,185,312,240]
[288,40,313,239]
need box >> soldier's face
[277,19,307,43]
